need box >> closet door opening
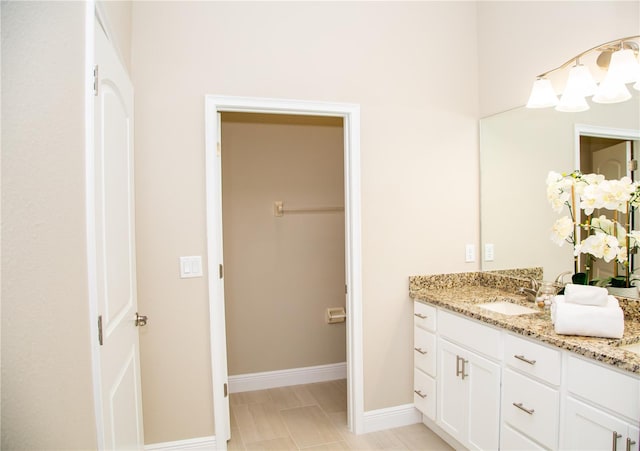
[204,96,363,443]
[220,112,348,417]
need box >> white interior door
[94,20,144,449]
[590,141,630,281]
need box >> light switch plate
[484,243,495,261]
[180,256,203,278]
[465,244,475,262]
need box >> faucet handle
[554,271,572,286]
[529,277,539,291]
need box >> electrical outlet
[465,244,475,262]
[484,243,495,261]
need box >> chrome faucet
[518,277,539,302]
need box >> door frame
[204,95,364,443]
[574,124,640,280]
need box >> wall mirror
[480,90,640,294]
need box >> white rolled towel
[552,295,624,339]
[564,283,608,306]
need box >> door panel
[95,20,143,449]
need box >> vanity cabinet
[412,299,640,451]
[562,356,639,451]
[437,310,501,450]
[413,302,436,420]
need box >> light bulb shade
[556,91,590,112]
[593,72,632,104]
[565,64,598,97]
[607,48,640,84]
[526,78,558,108]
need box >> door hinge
[98,315,104,346]
[345,284,348,294]
[93,65,99,97]
[219,263,223,279]
[217,142,221,157]
[629,159,638,171]
[223,383,228,397]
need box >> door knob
[135,312,148,327]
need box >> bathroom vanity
[409,271,640,451]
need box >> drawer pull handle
[514,354,537,365]
[414,389,427,399]
[612,431,622,451]
[414,313,427,319]
[456,355,469,380]
[414,347,427,355]
[626,437,636,451]
[512,402,535,415]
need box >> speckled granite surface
[409,270,640,375]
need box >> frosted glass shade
[565,64,598,97]
[526,78,558,108]
[556,91,589,112]
[593,73,632,104]
[607,48,640,84]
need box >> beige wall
[222,113,345,375]
[132,1,480,443]
[1,2,97,449]
[477,1,640,117]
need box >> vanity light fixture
[526,35,640,112]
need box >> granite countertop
[409,270,640,375]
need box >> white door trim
[204,96,364,445]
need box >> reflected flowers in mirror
[547,170,640,287]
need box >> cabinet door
[563,397,629,450]
[438,339,467,440]
[467,350,501,451]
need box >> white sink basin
[619,342,640,355]
[478,301,538,316]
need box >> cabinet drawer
[567,356,640,422]
[504,333,561,385]
[501,424,546,451]
[414,302,436,332]
[414,327,436,377]
[502,368,559,450]
[414,368,436,420]
[438,309,501,360]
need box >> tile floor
[227,379,453,450]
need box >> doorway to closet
[221,111,346,377]
[204,96,363,445]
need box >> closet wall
[221,113,346,375]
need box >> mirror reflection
[480,90,640,295]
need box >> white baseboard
[362,403,422,434]
[228,362,347,393]
[145,435,216,451]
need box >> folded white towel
[564,283,608,306]
[552,295,624,339]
